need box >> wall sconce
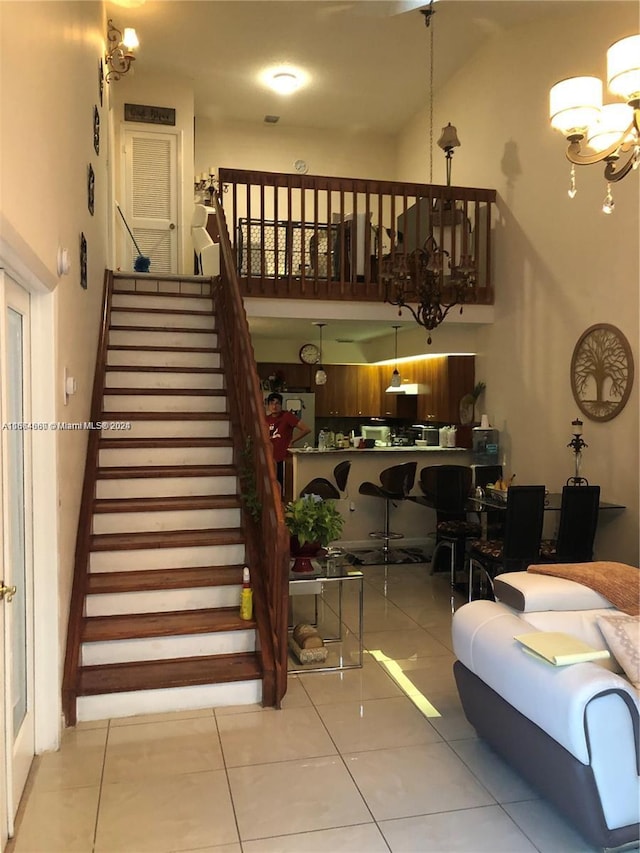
[105,19,139,83]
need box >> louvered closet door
[123,129,178,274]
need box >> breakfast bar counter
[286,446,473,549]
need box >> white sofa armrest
[452,601,639,765]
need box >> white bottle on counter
[447,426,457,447]
[439,426,449,447]
[318,430,327,451]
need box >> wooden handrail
[62,270,114,726]
[217,168,496,307]
[212,192,290,707]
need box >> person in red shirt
[265,392,311,494]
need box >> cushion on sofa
[596,614,640,689]
[494,572,614,613]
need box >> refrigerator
[264,392,316,448]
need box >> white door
[122,128,179,274]
[0,274,35,843]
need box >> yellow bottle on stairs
[240,566,253,621]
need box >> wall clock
[570,323,634,422]
[294,159,308,175]
[299,343,320,364]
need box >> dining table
[466,490,625,538]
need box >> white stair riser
[81,628,256,664]
[109,330,217,349]
[89,543,245,572]
[105,371,223,390]
[96,476,237,499]
[101,420,229,439]
[99,446,232,467]
[86,584,241,617]
[92,507,241,535]
[110,310,214,330]
[102,389,227,414]
[102,394,226,413]
[76,680,261,722]
[111,293,213,313]
[112,280,213,298]
[107,350,220,369]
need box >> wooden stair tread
[99,411,229,421]
[110,324,216,334]
[87,565,244,594]
[108,345,219,353]
[97,463,236,478]
[111,306,214,317]
[77,652,261,696]
[104,387,226,396]
[113,288,212,299]
[93,495,241,513]
[105,366,223,374]
[90,527,245,551]
[99,438,233,449]
[83,607,253,642]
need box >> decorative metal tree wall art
[571,323,634,421]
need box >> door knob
[0,583,17,603]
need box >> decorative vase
[290,537,323,573]
[459,394,475,426]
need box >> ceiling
[106,0,591,344]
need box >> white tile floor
[8,564,617,853]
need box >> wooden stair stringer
[67,274,265,722]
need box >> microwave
[361,425,391,445]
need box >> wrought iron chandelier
[549,33,640,213]
[382,236,476,345]
[382,4,476,345]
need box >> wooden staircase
[64,274,265,723]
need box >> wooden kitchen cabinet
[416,355,474,422]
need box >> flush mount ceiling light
[549,33,640,212]
[314,322,327,386]
[105,19,139,82]
[262,66,306,95]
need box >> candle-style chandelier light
[382,4,477,344]
[549,33,640,213]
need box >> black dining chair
[300,460,351,500]
[468,485,546,601]
[411,465,480,586]
[539,485,600,563]
[358,461,417,564]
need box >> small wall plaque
[80,233,88,290]
[124,103,176,126]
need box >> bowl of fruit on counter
[485,475,515,503]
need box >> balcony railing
[215,168,496,305]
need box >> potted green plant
[284,494,345,572]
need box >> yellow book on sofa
[514,631,611,666]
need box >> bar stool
[358,462,417,564]
[300,460,351,500]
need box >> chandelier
[549,33,640,213]
[382,4,476,345]
[382,236,475,345]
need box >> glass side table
[288,552,363,674]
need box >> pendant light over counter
[390,325,402,388]
[314,322,327,386]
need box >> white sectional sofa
[452,570,639,850]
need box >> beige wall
[195,117,397,182]
[0,1,109,664]
[396,3,639,563]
